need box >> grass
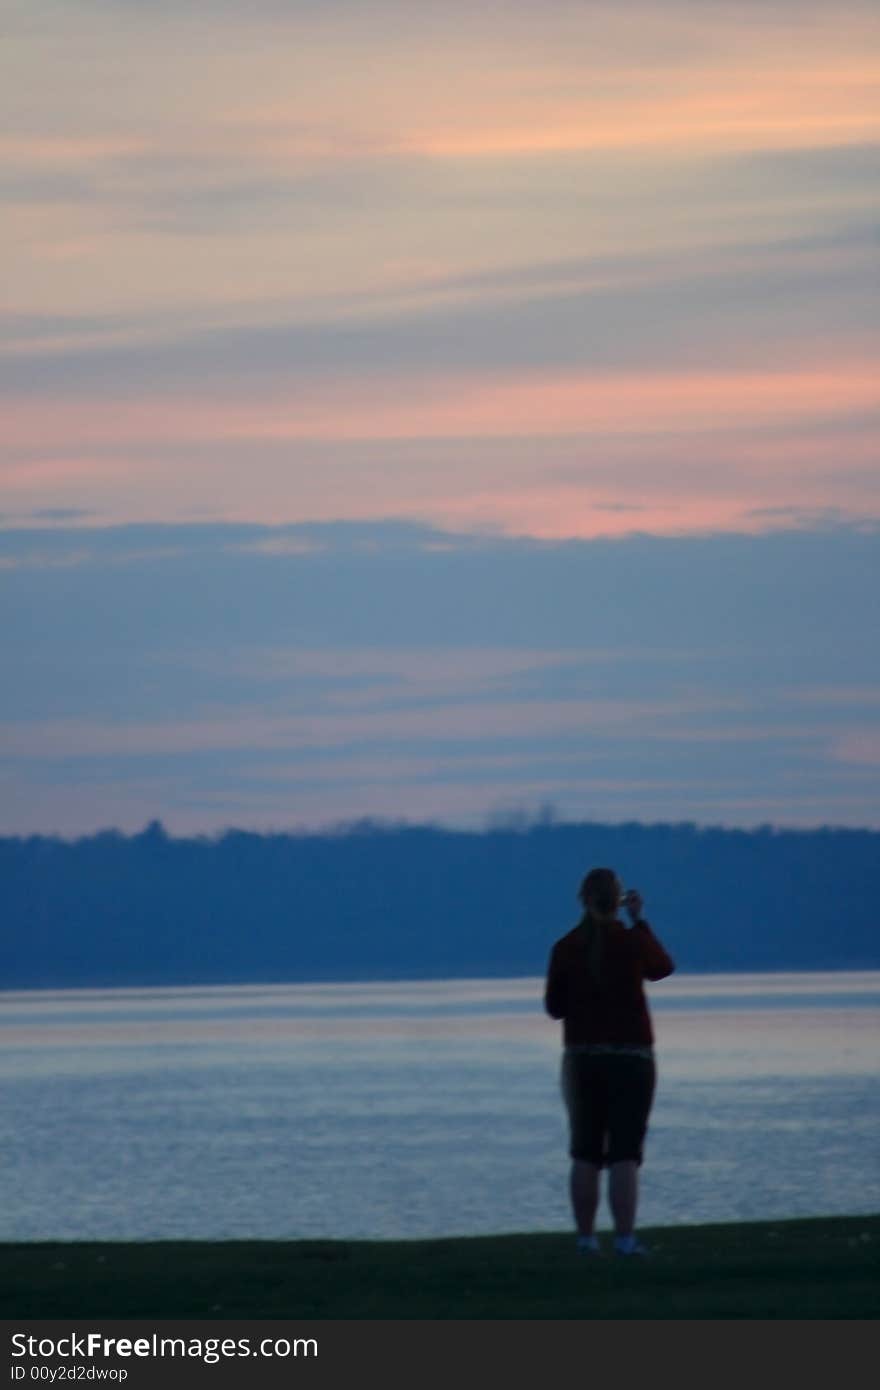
[2,1215,878,1320]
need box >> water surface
[1,972,877,1240]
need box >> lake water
[1,972,878,1241]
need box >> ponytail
[577,866,619,988]
[580,910,607,987]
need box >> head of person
[578,866,622,920]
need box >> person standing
[544,866,675,1256]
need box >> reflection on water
[1,973,878,1240]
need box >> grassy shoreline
[3,1215,878,1319]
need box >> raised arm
[623,890,674,981]
[632,920,675,981]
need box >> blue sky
[2,1,879,834]
[2,520,878,835]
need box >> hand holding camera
[621,888,643,923]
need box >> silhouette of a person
[544,867,674,1255]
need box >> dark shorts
[561,1049,656,1167]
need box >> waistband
[564,1043,654,1060]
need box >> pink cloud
[830,731,880,765]
[0,695,814,763]
[7,364,877,452]
[5,362,878,537]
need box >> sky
[2,0,879,836]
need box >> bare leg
[608,1159,638,1235]
[570,1159,600,1236]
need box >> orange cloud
[0,135,149,165]
[402,73,880,159]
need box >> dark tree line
[2,818,878,988]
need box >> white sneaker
[613,1234,648,1256]
[576,1234,601,1256]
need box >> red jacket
[544,918,675,1046]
